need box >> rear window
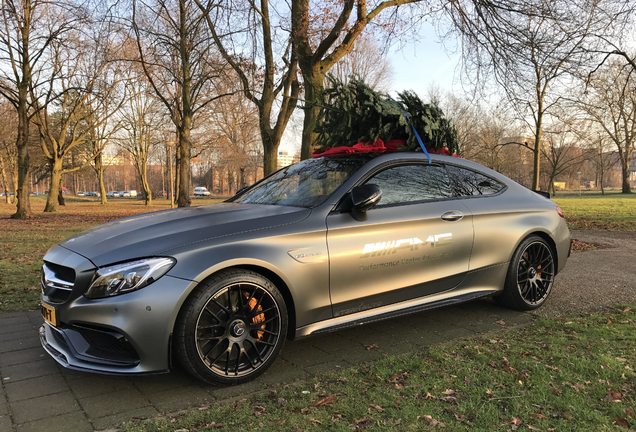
[446,165,505,197]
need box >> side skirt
[297,289,498,337]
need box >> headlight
[85,257,175,299]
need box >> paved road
[0,230,633,432]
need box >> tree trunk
[177,126,191,207]
[621,159,631,194]
[57,183,65,206]
[219,167,224,194]
[94,152,108,204]
[532,123,542,191]
[599,155,605,195]
[168,142,175,208]
[11,167,18,202]
[44,158,63,212]
[549,174,556,196]
[261,128,278,175]
[139,162,152,206]
[300,70,324,160]
[0,156,10,204]
[12,94,31,219]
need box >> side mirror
[350,184,382,220]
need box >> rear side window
[446,165,505,196]
[364,164,452,206]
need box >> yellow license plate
[41,303,57,327]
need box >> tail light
[556,206,565,218]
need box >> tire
[174,269,288,385]
[497,235,556,311]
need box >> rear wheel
[175,269,287,385]
[497,236,555,310]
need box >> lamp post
[577,171,582,197]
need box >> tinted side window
[364,164,452,206]
[446,165,505,196]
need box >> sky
[386,22,463,97]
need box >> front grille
[41,262,75,303]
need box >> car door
[326,162,474,317]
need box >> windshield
[232,157,367,208]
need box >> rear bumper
[552,218,571,274]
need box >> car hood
[60,203,310,267]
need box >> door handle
[441,211,464,222]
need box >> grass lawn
[554,192,636,231]
[125,307,636,431]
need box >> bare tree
[130,0,232,207]
[195,0,300,175]
[445,0,613,191]
[195,87,262,193]
[0,0,81,218]
[442,95,522,172]
[541,124,588,195]
[88,80,125,205]
[117,75,163,205]
[330,35,392,90]
[579,60,635,193]
[291,0,424,159]
[580,1,636,74]
[442,94,485,159]
[32,20,121,212]
[0,103,18,203]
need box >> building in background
[277,150,300,169]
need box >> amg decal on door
[361,233,453,257]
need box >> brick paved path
[0,302,531,432]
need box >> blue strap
[401,110,431,164]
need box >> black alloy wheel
[516,241,555,305]
[498,235,555,311]
[175,269,288,385]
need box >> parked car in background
[193,186,211,197]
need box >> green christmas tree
[315,76,458,154]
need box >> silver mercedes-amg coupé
[40,152,570,385]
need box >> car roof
[323,151,511,183]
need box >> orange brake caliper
[246,293,266,339]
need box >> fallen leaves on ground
[314,394,336,407]
[570,238,611,252]
[605,390,624,402]
[420,415,445,427]
[388,371,408,389]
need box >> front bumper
[39,273,195,375]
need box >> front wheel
[174,269,288,385]
[497,236,556,311]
